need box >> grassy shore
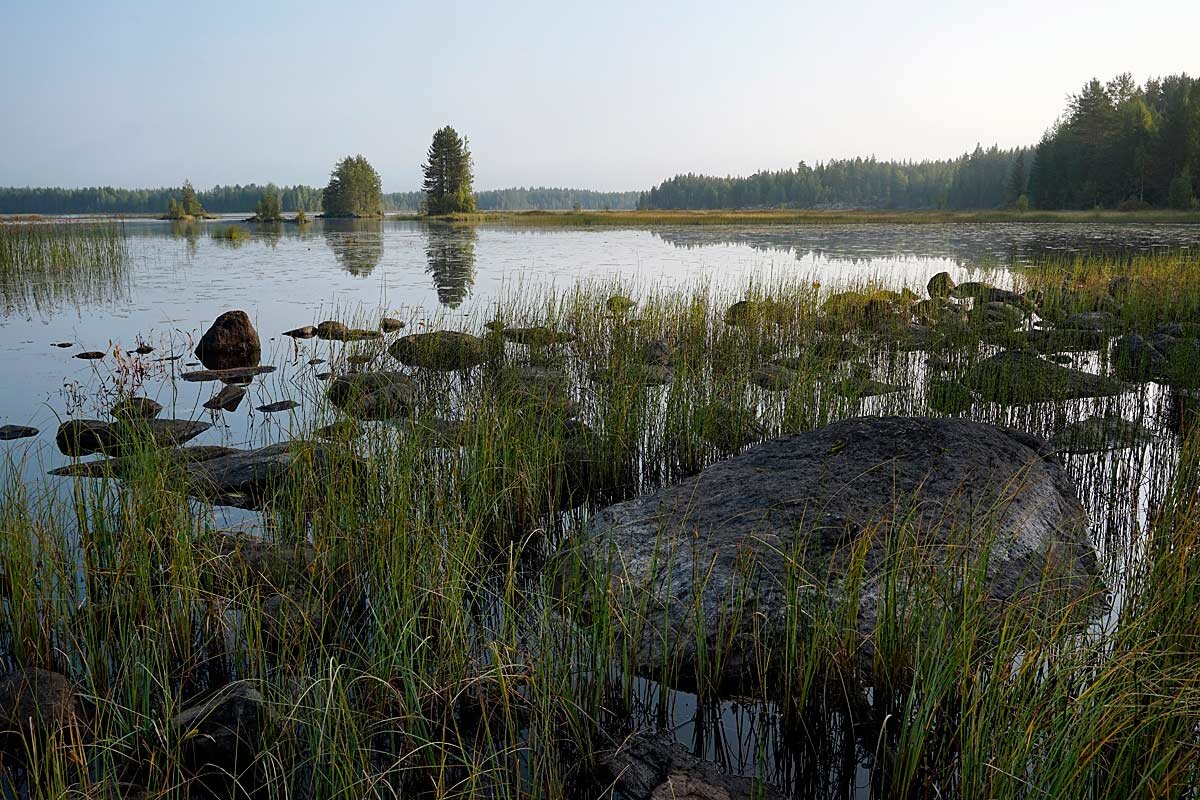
[1,250,1199,797]
[404,207,1200,227]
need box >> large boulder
[963,351,1125,404]
[576,417,1099,690]
[926,271,956,298]
[194,310,261,370]
[389,331,495,371]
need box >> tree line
[641,72,1198,211]
[384,187,641,212]
[0,184,324,215]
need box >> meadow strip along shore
[1,223,1199,797]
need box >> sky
[1,0,1197,192]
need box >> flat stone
[110,396,162,420]
[74,351,105,360]
[389,331,495,370]
[256,400,300,413]
[327,371,417,420]
[203,384,246,411]
[284,326,317,339]
[0,425,38,441]
[964,351,1125,404]
[55,418,212,457]
[181,365,276,382]
[1050,415,1156,455]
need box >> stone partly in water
[927,379,974,414]
[927,271,956,298]
[134,344,154,355]
[110,396,163,421]
[964,350,1125,405]
[194,310,261,370]
[327,371,417,420]
[0,425,38,441]
[1015,327,1106,354]
[315,320,348,339]
[600,730,784,800]
[1050,415,1156,455]
[181,365,276,383]
[170,681,268,789]
[750,364,798,392]
[1111,327,1200,387]
[389,331,495,371]
[380,317,405,332]
[74,350,106,360]
[55,418,212,457]
[48,445,241,478]
[256,400,300,414]
[203,384,246,412]
[606,295,636,314]
[182,441,354,509]
[577,416,1099,690]
[283,325,317,339]
[0,668,83,753]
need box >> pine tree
[165,197,185,220]
[322,156,384,217]
[255,191,282,221]
[422,126,476,215]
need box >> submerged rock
[750,364,798,392]
[256,400,300,414]
[55,418,211,457]
[195,310,261,370]
[203,384,246,412]
[577,416,1099,690]
[182,441,353,508]
[927,379,974,414]
[964,351,1125,404]
[389,331,494,371]
[1050,415,1156,455]
[601,730,784,800]
[0,425,38,441]
[327,371,417,420]
[591,363,674,388]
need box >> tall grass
[1,251,1199,797]
[0,222,128,314]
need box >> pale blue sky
[1,0,1196,191]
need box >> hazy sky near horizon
[2,0,1197,192]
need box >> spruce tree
[422,126,476,215]
[322,155,384,217]
[180,180,204,217]
[1005,152,1027,206]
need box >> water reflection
[425,223,477,308]
[323,219,384,276]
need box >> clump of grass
[0,222,128,313]
[210,225,250,244]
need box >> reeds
[0,222,128,314]
[1,250,1199,798]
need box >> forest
[642,73,1199,211]
[385,187,641,212]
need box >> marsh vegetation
[0,222,1198,798]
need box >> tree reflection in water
[424,223,477,308]
[324,218,384,277]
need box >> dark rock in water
[380,317,405,332]
[74,350,105,360]
[316,320,348,339]
[600,730,785,800]
[327,371,417,420]
[0,668,83,747]
[750,364,798,392]
[315,419,362,440]
[315,372,332,380]
[55,418,211,457]
[972,300,1026,330]
[183,441,353,508]
[927,379,974,414]
[951,282,1028,308]
[1016,327,1106,354]
[500,326,575,347]
[256,400,300,413]
[1111,329,1200,387]
[181,365,276,382]
[284,325,317,339]
[695,400,763,453]
[389,331,495,371]
[833,364,905,398]
[1047,353,1073,364]
[640,338,672,366]
[110,396,162,420]
[0,425,38,441]
[52,341,73,348]
[203,384,246,412]
[927,271,956,298]
[577,416,1099,690]
[170,681,267,786]
[307,358,325,365]
[606,294,636,314]
[194,310,261,370]
[724,299,763,326]
[1061,311,1118,332]
[964,351,1125,405]
[1050,415,1155,455]
[346,353,374,366]
[134,344,154,355]
[208,532,315,592]
[48,445,240,478]
[155,354,182,362]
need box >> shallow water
[1,218,1197,797]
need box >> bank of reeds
[0,222,128,313]
[1,250,1199,798]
